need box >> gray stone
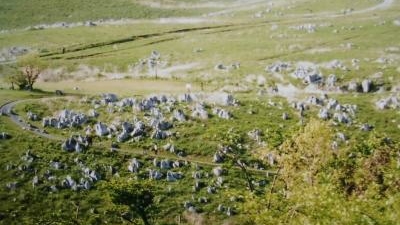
[213,152,224,163]
[191,104,208,120]
[160,159,171,169]
[266,61,291,73]
[151,129,169,140]
[150,119,172,131]
[6,182,17,191]
[128,158,141,173]
[178,93,194,103]
[32,176,39,188]
[375,95,399,110]
[193,181,202,192]
[192,171,202,179]
[361,79,372,93]
[304,73,323,84]
[183,201,193,209]
[101,93,118,103]
[226,207,234,216]
[117,131,130,142]
[94,122,109,136]
[337,132,347,141]
[88,109,99,117]
[348,81,359,92]
[0,132,10,140]
[173,109,186,122]
[282,112,289,120]
[333,112,351,124]
[62,137,78,152]
[212,166,223,177]
[318,108,330,120]
[27,111,39,121]
[265,153,275,166]
[326,74,337,87]
[166,171,183,182]
[207,186,216,194]
[360,123,373,131]
[307,96,324,106]
[198,197,208,203]
[248,129,262,142]
[153,158,159,167]
[149,169,163,180]
[212,108,231,119]
[117,98,136,107]
[172,161,181,168]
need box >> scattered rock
[212,166,223,177]
[0,132,11,140]
[361,79,372,93]
[128,158,141,173]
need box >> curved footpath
[0,99,62,140]
[0,97,276,175]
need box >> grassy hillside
[0,0,400,224]
[0,0,211,30]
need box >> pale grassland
[34,79,203,96]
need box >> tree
[147,50,161,79]
[108,178,157,225]
[219,128,256,192]
[17,54,46,91]
[3,65,28,90]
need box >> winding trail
[287,0,395,19]
[0,100,63,140]
[0,97,276,175]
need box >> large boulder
[128,158,141,173]
[101,93,118,103]
[318,108,330,120]
[361,79,372,93]
[94,122,109,137]
[0,132,11,140]
[151,129,169,140]
[213,152,224,163]
[212,167,223,177]
[149,169,163,180]
[160,159,171,169]
[326,74,337,87]
[166,171,183,182]
[173,109,186,122]
[27,111,39,121]
[62,136,86,153]
[191,104,208,120]
[212,108,231,119]
[117,131,130,142]
[347,81,359,92]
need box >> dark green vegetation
[1,0,400,224]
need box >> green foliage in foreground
[241,120,400,225]
[106,179,157,225]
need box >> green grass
[0,89,49,105]
[0,0,214,30]
[1,0,400,223]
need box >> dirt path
[288,0,395,19]
[0,100,63,140]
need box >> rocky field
[0,0,400,224]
